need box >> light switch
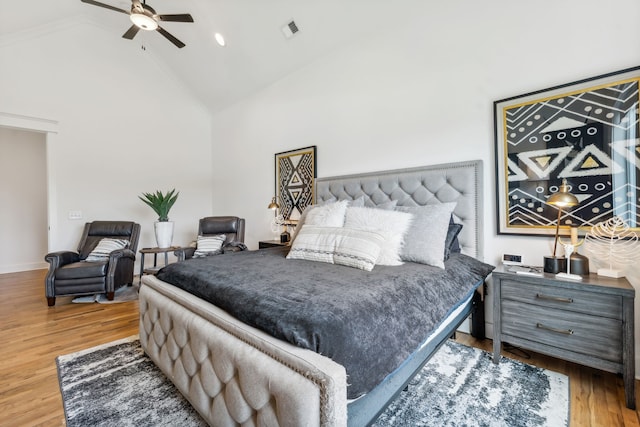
[68,210,82,220]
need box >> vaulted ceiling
[0,0,423,113]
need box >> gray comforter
[156,247,494,398]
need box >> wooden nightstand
[492,265,636,409]
[258,240,290,249]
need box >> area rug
[56,337,568,427]
[71,284,139,304]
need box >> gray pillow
[395,203,456,269]
[444,222,463,260]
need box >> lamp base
[543,256,566,274]
[569,253,589,275]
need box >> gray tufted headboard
[316,160,484,260]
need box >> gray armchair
[174,216,246,261]
[44,221,140,306]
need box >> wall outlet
[68,210,82,220]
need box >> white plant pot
[154,221,174,248]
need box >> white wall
[0,127,48,273]
[209,0,640,371]
[0,20,213,267]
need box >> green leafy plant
[139,189,179,222]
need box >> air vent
[281,20,300,39]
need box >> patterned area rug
[56,337,568,427]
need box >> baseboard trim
[0,262,48,274]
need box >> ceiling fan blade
[122,25,140,40]
[80,0,129,15]
[157,26,186,48]
[158,14,194,23]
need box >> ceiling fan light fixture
[130,13,158,31]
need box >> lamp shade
[268,197,279,210]
[547,179,579,208]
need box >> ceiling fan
[81,0,194,48]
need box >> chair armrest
[44,251,79,268]
[44,251,80,298]
[174,247,196,262]
[108,248,136,262]
[223,241,248,253]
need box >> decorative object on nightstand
[543,179,579,274]
[139,189,179,248]
[492,265,636,409]
[556,225,589,280]
[584,216,640,278]
[267,196,292,243]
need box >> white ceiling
[0,0,423,113]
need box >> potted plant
[139,189,179,248]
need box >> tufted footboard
[139,275,348,427]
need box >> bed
[139,159,493,426]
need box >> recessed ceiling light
[214,33,226,47]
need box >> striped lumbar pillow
[193,234,226,258]
[286,225,385,271]
[85,238,129,262]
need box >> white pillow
[344,207,413,266]
[193,234,226,258]
[286,225,385,271]
[305,199,349,227]
[85,238,128,262]
[396,203,456,268]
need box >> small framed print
[275,146,316,221]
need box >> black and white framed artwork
[275,146,316,221]
[494,66,640,237]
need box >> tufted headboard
[316,160,484,260]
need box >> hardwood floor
[0,269,639,426]
[0,270,139,427]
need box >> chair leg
[106,291,115,301]
[47,297,55,307]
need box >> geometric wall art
[494,66,640,237]
[275,146,316,221]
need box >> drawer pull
[536,323,574,335]
[536,293,573,303]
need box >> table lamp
[267,197,291,243]
[543,179,579,273]
[267,197,279,210]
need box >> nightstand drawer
[502,299,623,363]
[501,279,622,320]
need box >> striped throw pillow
[286,226,385,271]
[85,238,129,262]
[193,234,226,258]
